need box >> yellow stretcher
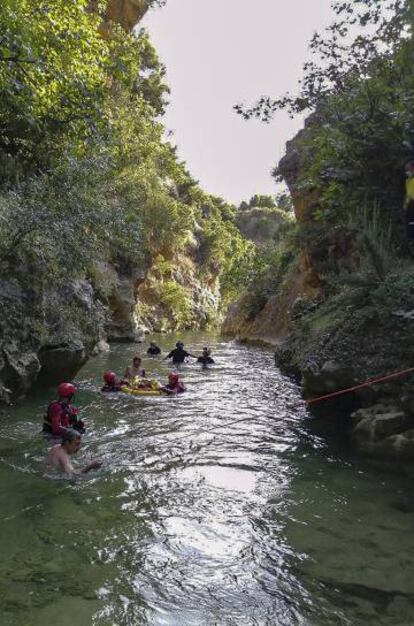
[120,386,164,397]
[120,377,164,397]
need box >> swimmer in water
[47,430,102,477]
[124,356,146,381]
[197,347,215,366]
[147,341,161,356]
[161,372,186,395]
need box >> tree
[238,194,277,210]
[0,0,110,180]
[235,0,413,121]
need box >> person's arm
[61,455,102,476]
[80,459,102,474]
[164,351,173,360]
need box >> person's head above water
[176,341,184,349]
[150,341,157,346]
[133,357,142,367]
[103,371,117,385]
[61,429,81,454]
[168,372,179,384]
[57,382,76,402]
[202,347,210,355]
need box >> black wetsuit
[147,345,161,355]
[166,348,190,364]
[197,356,215,366]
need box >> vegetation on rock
[229,0,414,417]
[0,0,248,402]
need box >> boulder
[365,429,414,460]
[1,344,41,401]
[92,339,110,356]
[302,359,355,396]
[37,341,87,385]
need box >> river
[0,332,413,626]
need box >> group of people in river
[45,340,215,477]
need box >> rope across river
[306,365,414,406]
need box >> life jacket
[165,382,185,395]
[101,382,121,393]
[43,401,80,436]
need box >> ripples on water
[0,332,414,626]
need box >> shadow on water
[0,332,414,626]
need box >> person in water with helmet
[47,429,102,477]
[164,341,196,365]
[101,371,124,393]
[43,383,85,437]
[197,347,215,367]
[161,372,186,395]
[124,356,146,381]
[147,341,161,356]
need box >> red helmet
[57,382,76,398]
[168,372,179,383]
[103,371,117,385]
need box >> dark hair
[133,356,141,363]
[61,429,81,445]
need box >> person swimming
[124,357,146,380]
[101,371,124,393]
[161,372,186,395]
[43,383,85,436]
[197,347,215,366]
[147,341,161,356]
[47,429,102,477]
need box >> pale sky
[142,0,333,204]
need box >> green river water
[0,332,414,626]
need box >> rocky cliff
[235,207,289,245]
[223,117,414,464]
[89,0,149,34]
[0,0,228,406]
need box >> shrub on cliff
[237,0,414,243]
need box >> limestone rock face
[278,113,322,223]
[89,0,149,34]
[105,0,148,31]
[236,208,289,245]
[0,276,106,403]
[102,263,147,342]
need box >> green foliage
[0,0,252,336]
[0,151,142,280]
[0,0,109,179]
[238,194,277,211]
[157,281,192,327]
[237,0,413,121]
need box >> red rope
[306,366,414,406]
